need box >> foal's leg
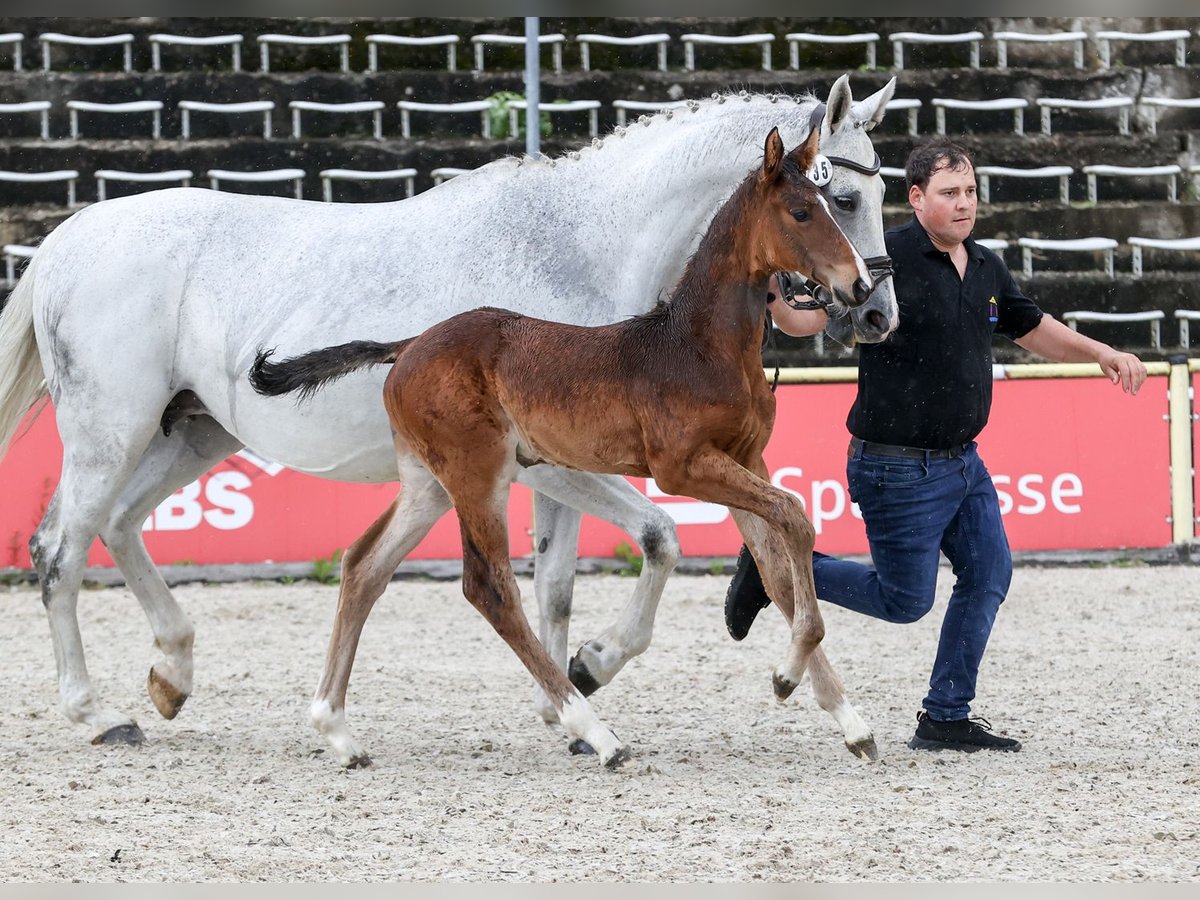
[454,487,630,769]
[518,468,680,705]
[311,459,451,768]
[100,414,243,721]
[730,509,877,761]
[652,449,824,703]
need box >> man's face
[909,160,977,250]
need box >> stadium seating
[1063,310,1164,349]
[1140,97,1200,136]
[471,33,565,74]
[1128,237,1200,277]
[3,243,35,287]
[149,33,243,71]
[178,100,274,140]
[1095,29,1190,68]
[932,97,1028,135]
[0,100,51,139]
[888,31,983,70]
[0,169,80,206]
[786,32,879,70]
[993,30,1086,69]
[1035,96,1133,136]
[1018,237,1118,278]
[1083,165,1182,203]
[365,34,458,72]
[1,31,22,70]
[94,168,193,201]
[506,99,601,138]
[681,33,774,71]
[40,32,133,72]
[207,168,305,199]
[257,33,351,73]
[289,100,384,140]
[576,33,670,72]
[396,100,493,139]
[319,168,417,202]
[67,99,163,139]
[976,166,1073,205]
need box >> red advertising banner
[0,374,1173,569]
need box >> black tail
[249,339,405,401]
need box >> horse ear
[823,73,854,139]
[790,127,820,174]
[761,126,785,182]
[854,76,897,133]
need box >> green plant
[312,549,343,584]
[708,558,727,576]
[612,541,643,577]
[485,90,553,139]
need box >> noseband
[781,103,895,311]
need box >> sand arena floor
[0,565,1197,881]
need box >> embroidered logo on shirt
[988,296,999,323]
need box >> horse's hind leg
[454,485,629,769]
[527,491,582,723]
[730,509,876,761]
[310,457,451,768]
[99,413,243,721]
[32,409,165,745]
[519,469,680,706]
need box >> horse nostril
[865,309,888,332]
[853,277,872,305]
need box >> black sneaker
[907,711,1022,753]
[724,544,772,641]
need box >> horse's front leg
[518,468,681,700]
[527,491,582,723]
[729,508,877,761]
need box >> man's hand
[1100,351,1147,395]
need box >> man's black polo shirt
[847,217,1044,449]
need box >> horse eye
[791,209,810,222]
[834,196,856,212]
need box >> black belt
[850,437,968,460]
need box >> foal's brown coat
[251,127,877,767]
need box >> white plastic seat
[576,33,670,72]
[1174,309,1200,347]
[1141,97,1200,136]
[4,243,36,288]
[888,31,983,70]
[1191,164,1200,194]
[975,238,1010,254]
[0,169,80,206]
[1036,97,1133,136]
[1,32,22,71]
[149,33,243,71]
[471,33,565,74]
[431,166,473,186]
[611,99,687,127]
[0,100,51,140]
[319,168,418,202]
[931,97,1027,135]
[366,34,458,72]
[67,99,163,139]
[396,99,493,139]
[681,33,774,71]
[94,168,193,201]
[976,166,1073,205]
[884,98,921,136]
[290,100,384,140]
[1128,236,1200,277]
[178,100,274,140]
[507,99,600,138]
[1017,237,1119,278]
[1095,29,1190,69]
[786,32,879,70]
[993,30,1086,69]
[207,168,305,199]
[1083,164,1182,203]
[1063,309,1164,349]
[40,32,133,72]
[257,33,351,73]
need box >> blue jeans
[813,441,1012,721]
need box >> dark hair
[905,138,975,192]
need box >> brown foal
[250,127,879,768]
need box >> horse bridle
[780,103,895,312]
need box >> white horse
[0,74,897,756]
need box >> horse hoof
[847,736,879,762]
[568,738,597,756]
[604,746,634,770]
[147,666,188,720]
[345,754,373,770]
[772,672,798,702]
[92,723,145,746]
[568,655,601,697]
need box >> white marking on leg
[311,698,367,767]
[557,694,624,765]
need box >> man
[730,137,1147,752]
